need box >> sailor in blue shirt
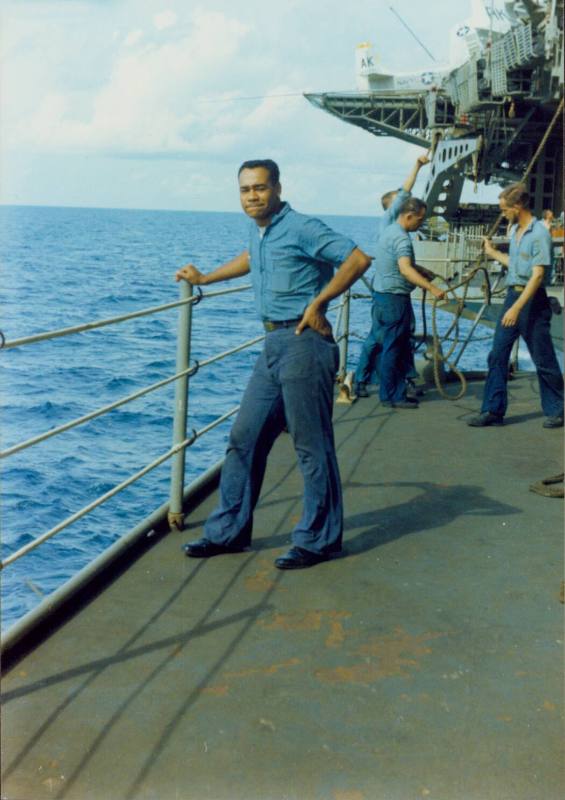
[469,183,564,428]
[371,197,445,407]
[354,154,430,397]
[176,160,371,569]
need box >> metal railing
[0,281,348,572]
[0,260,507,578]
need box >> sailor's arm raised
[175,251,250,285]
[402,154,430,193]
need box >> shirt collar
[513,217,536,239]
[265,201,291,229]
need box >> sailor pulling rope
[428,96,564,400]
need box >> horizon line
[0,201,379,220]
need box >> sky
[0,0,500,216]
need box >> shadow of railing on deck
[1,558,276,788]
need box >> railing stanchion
[336,289,354,404]
[168,281,194,531]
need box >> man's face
[499,198,520,224]
[404,209,426,232]
[239,167,281,223]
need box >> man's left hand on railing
[175,264,206,284]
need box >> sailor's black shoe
[542,415,564,429]
[355,382,369,398]
[406,380,424,398]
[274,546,330,570]
[182,538,245,558]
[382,400,419,409]
[467,412,504,427]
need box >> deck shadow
[341,480,520,556]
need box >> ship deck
[2,373,563,800]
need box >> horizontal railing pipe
[2,334,264,459]
[198,284,252,299]
[1,364,198,458]
[1,406,240,569]
[196,334,265,370]
[1,283,253,350]
[1,297,200,350]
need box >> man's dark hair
[398,197,427,215]
[381,190,396,210]
[499,183,529,208]
[238,159,280,185]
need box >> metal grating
[515,23,535,65]
[491,40,508,96]
[464,30,483,60]
[447,73,460,106]
[503,29,519,69]
[454,59,479,113]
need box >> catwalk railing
[0,282,348,571]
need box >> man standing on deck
[468,183,564,428]
[373,197,446,408]
[354,153,430,398]
[175,159,371,569]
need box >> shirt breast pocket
[270,261,297,293]
[515,248,532,282]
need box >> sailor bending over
[468,183,564,429]
[176,159,371,569]
[372,197,445,408]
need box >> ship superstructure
[305,0,563,227]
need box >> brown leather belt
[263,318,302,332]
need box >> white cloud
[12,10,251,157]
[124,29,144,47]
[153,10,177,31]
[124,28,143,47]
[1,0,484,214]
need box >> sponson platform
[1,374,563,800]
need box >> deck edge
[0,458,224,672]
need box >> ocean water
[1,205,500,630]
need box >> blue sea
[0,205,504,631]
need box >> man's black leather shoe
[274,546,330,570]
[467,412,504,427]
[182,538,245,558]
[382,400,419,409]
[543,415,564,429]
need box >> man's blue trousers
[204,327,343,555]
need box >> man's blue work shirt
[248,202,357,321]
[506,218,553,287]
[372,222,415,295]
